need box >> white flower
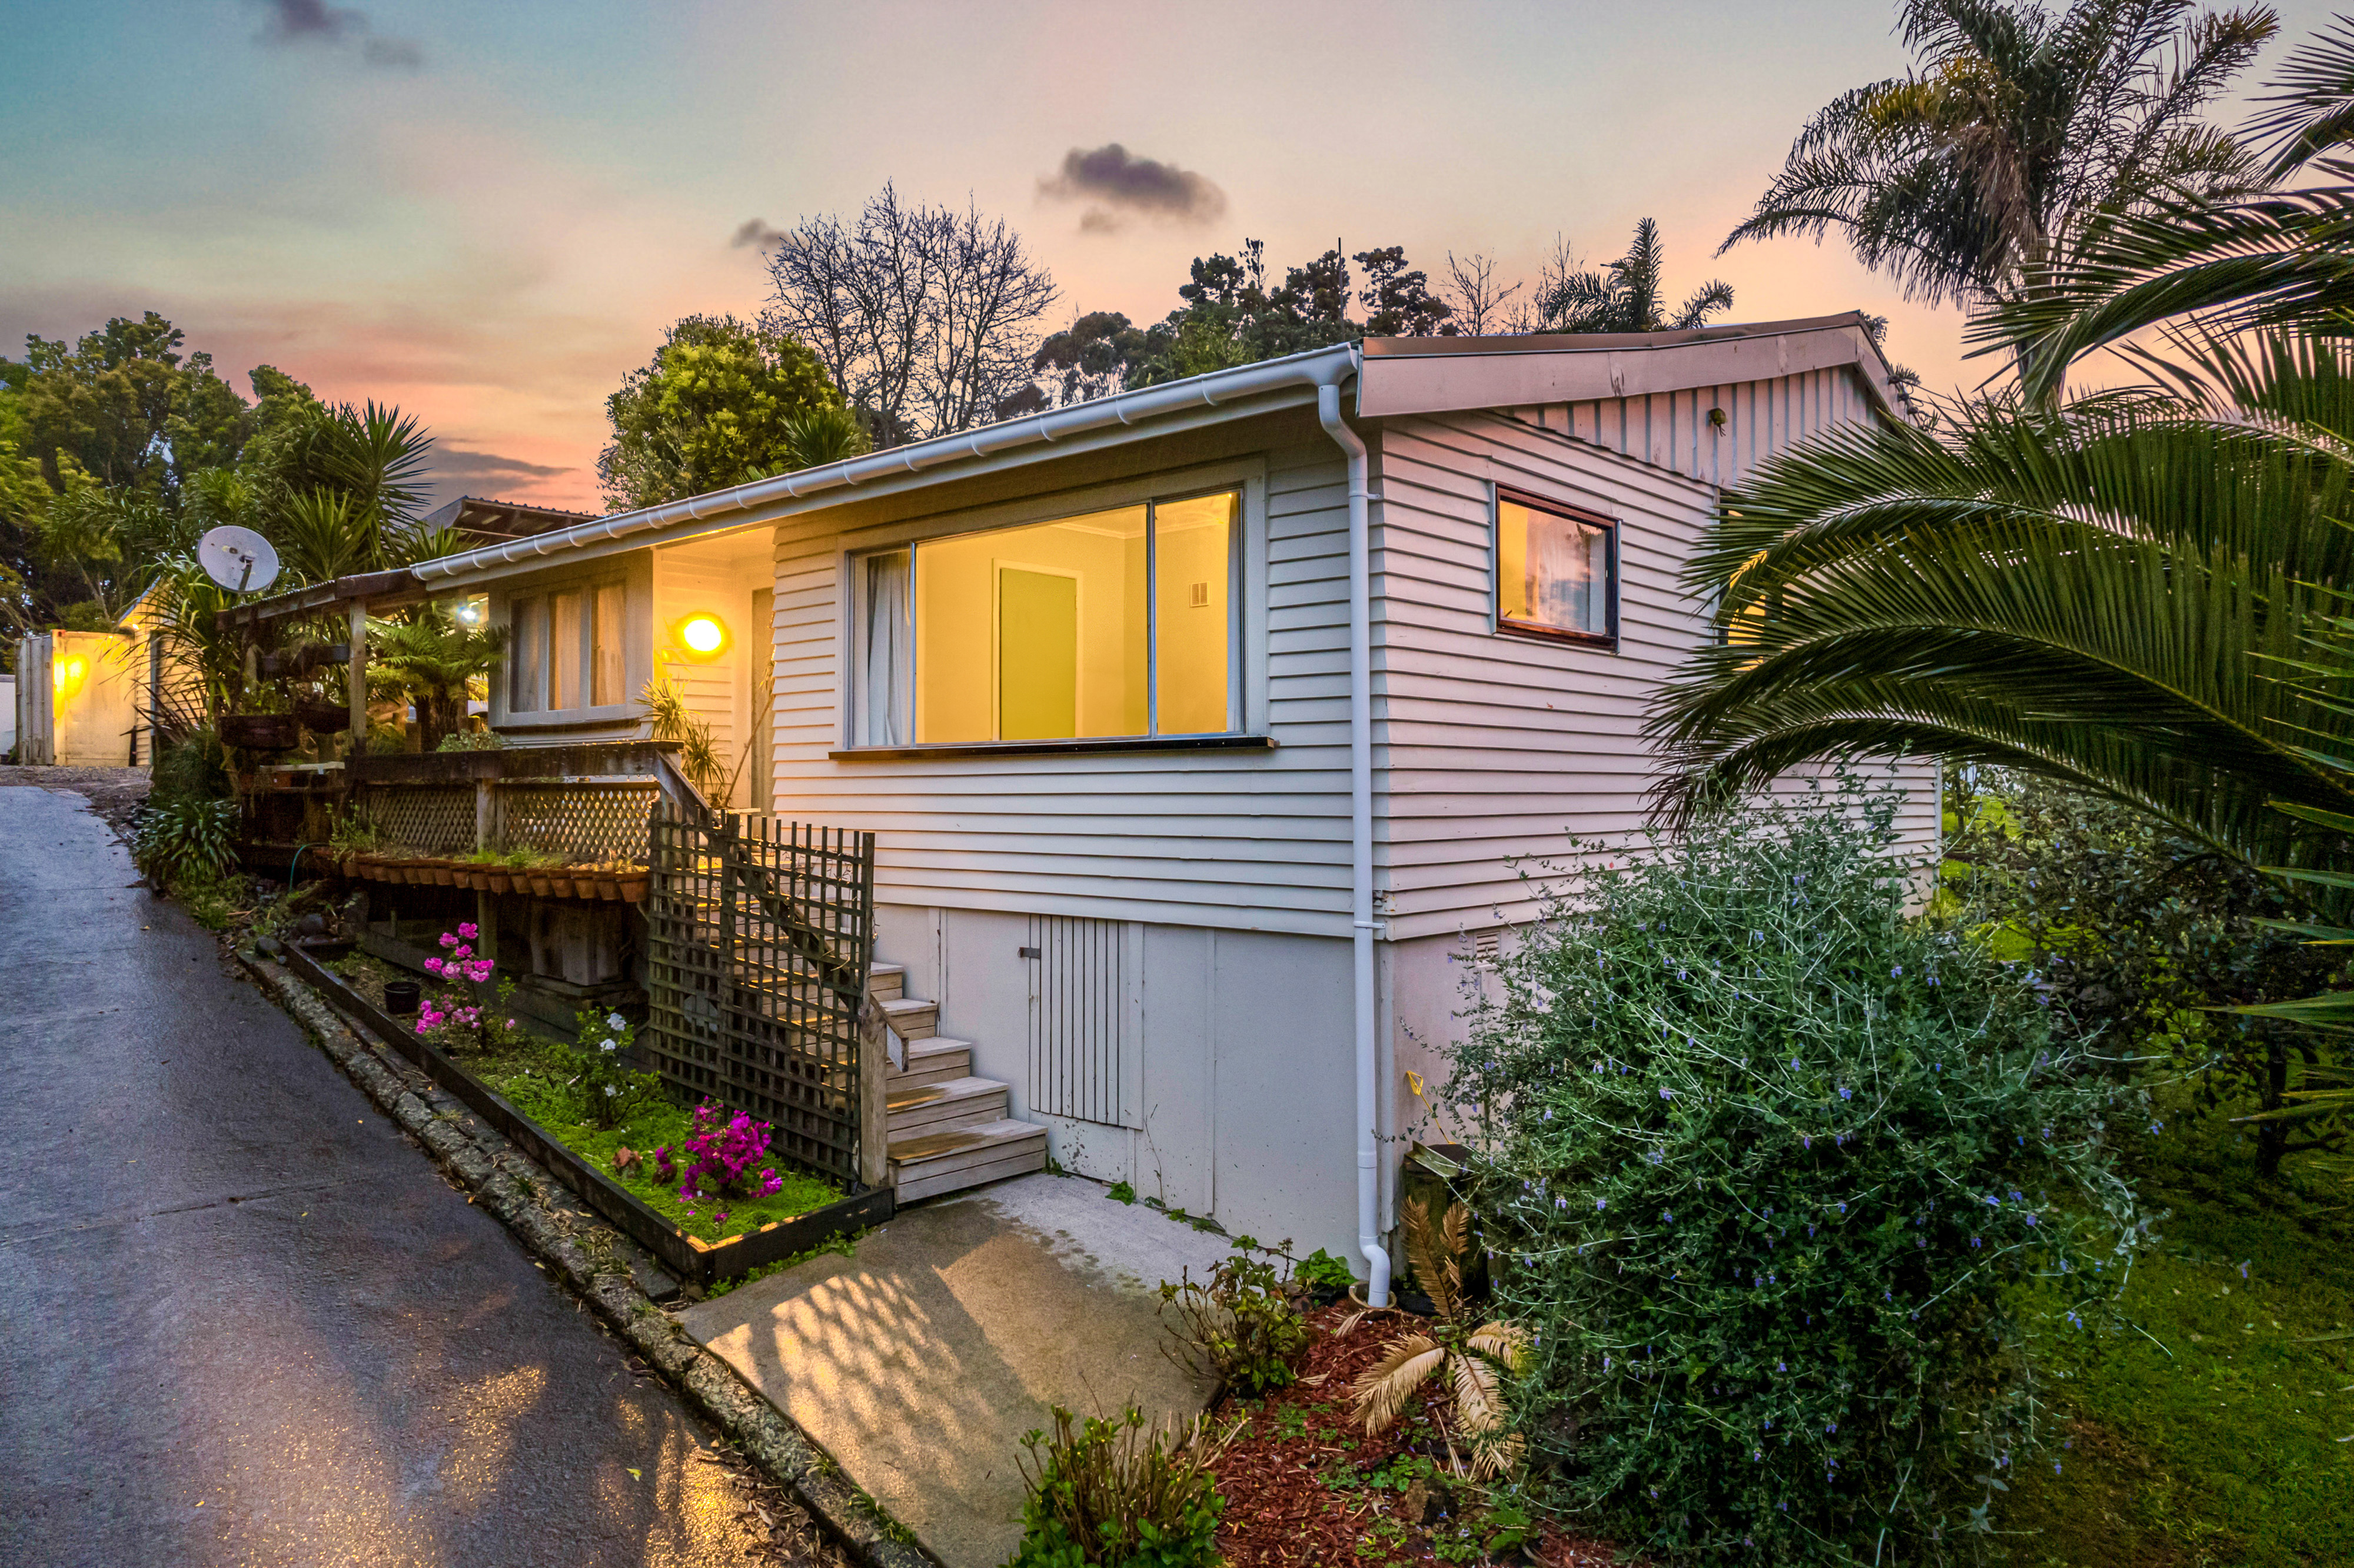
[606,1012,627,1031]
[603,1084,616,1096]
[600,1038,617,1053]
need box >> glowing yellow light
[679,614,727,657]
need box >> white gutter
[414,343,1361,584]
[1317,364,1392,1310]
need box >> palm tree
[1657,22,2354,861]
[1653,22,2354,1176]
[1650,360,2354,873]
[1722,0,2274,311]
[1541,219,1734,333]
[1977,24,2354,398]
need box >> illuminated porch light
[678,614,729,658]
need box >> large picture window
[1497,491,1616,644]
[857,489,1238,747]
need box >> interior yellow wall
[915,505,1147,743]
[1151,493,1233,734]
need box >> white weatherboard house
[413,315,1936,1293]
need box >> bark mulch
[1206,1302,1621,1567]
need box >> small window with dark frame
[1497,493,1615,642]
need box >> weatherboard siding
[766,441,1361,936]
[1372,391,1936,941]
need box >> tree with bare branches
[759,184,1059,447]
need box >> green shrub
[1156,1237,1312,1397]
[1296,1246,1357,1292]
[149,729,228,808]
[1008,1405,1228,1568]
[1451,779,2143,1564]
[436,728,507,752]
[131,797,240,891]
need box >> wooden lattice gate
[643,804,878,1188]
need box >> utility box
[14,630,142,766]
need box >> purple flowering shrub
[1449,777,2143,1564]
[653,1101,788,1227]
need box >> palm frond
[1467,1321,1532,1375]
[1349,1335,1444,1434]
[1449,1350,1506,1436]
[2247,18,2354,178]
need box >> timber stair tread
[866,960,1044,1201]
[885,1075,1008,1135]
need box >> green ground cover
[2000,1095,2354,1567]
[332,956,842,1244]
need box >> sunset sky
[6,0,2339,512]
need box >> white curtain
[862,552,911,746]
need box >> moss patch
[1999,1098,2354,1567]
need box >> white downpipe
[1318,371,1391,1310]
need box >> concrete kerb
[234,948,937,1568]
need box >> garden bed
[1204,1302,1618,1568]
[262,936,890,1288]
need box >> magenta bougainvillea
[417,923,498,1040]
[654,1101,787,1223]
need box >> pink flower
[458,922,478,941]
[423,957,445,976]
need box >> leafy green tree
[1044,239,1457,400]
[1540,218,1733,332]
[596,314,862,511]
[1723,0,2275,310]
[1944,767,2346,1176]
[7,312,252,501]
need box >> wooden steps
[869,960,1045,1201]
[889,1038,972,1090]
[889,1118,1050,1203]
[886,1075,1008,1136]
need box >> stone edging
[237,948,936,1568]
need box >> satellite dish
[198,526,280,594]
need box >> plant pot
[383,979,422,1017]
[547,874,576,899]
[486,872,512,894]
[219,713,300,751]
[619,871,650,904]
[527,873,553,897]
[594,872,621,901]
[291,695,350,734]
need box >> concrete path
[683,1172,1231,1568]
[0,785,779,1567]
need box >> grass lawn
[2000,1096,2354,1567]
[332,956,842,1244]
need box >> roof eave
[411,342,1364,590]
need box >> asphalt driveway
[0,783,781,1567]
